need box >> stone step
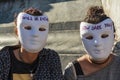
[0,33,17,49]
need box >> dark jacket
[0,46,64,80]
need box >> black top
[0,45,64,80]
[72,60,84,75]
[9,46,39,80]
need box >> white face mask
[17,12,49,53]
[80,19,114,61]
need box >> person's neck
[17,48,39,64]
[87,54,112,65]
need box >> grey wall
[0,0,101,30]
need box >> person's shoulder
[43,48,57,52]
[113,54,120,62]
[112,54,120,60]
[65,62,74,70]
[0,46,9,53]
[0,46,10,58]
[1,45,19,51]
[43,48,59,56]
[0,45,19,56]
[42,48,61,63]
[64,62,76,80]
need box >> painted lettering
[39,17,48,21]
[82,26,90,30]
[22,16,48,21]
[104,23,112,28]
[22,16,32,20]
[34,17,38,20]
[91,25,102,30]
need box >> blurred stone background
[1,0,119,70]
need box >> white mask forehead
[17,12,49,28]
[80,18,114,35]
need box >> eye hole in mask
[86,35,93,40]
[39,25,46,31]
[101,34,109,38]
[85,34,109,40]
[24,26,31,30]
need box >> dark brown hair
[23,7,43,16]
[84,6,109,24]
[83,6,115,33]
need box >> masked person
[64,6,120,80]
[0,8,64,80]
